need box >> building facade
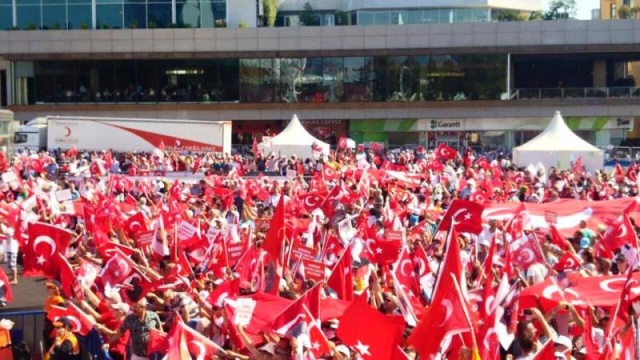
[0,18,639,151]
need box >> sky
[541,0,601,19]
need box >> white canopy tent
[258,114,330,160]
[512,111,604,173]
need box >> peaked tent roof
[270,114,328,146]
[513,111,603,152]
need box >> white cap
[554,335,572,351]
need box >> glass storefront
[2,0,225,29]
[21,54,507,105]
[357,8,491,25]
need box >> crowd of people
[0,140,639,360]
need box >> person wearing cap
[47,317,81,360]
[109,297,161,360]
[44,281,67,350]
[81,297,130,360]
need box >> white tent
[258,114,330,160]
[512,111,604,173]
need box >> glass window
[322,57,343,103]
[0,6,12,30]
[68,5,91,29]
[124,2,146,28]
[371,56,386,101]
[299,57,323,103]
[422,9,439,23]
[93,61,114,102]
[176,0,198,27]
[239,59,260,103]
[97,4,124,29]
[258,59,276,103]
[42,5,67,29]
[386,56,409,101]
[135,61,158,102]
[373,12,391,25]
[391,11,407,25]
[16,0,39,5]
[198,0,226,28]
[358,12,374,25]
[279,58,306,103]
[344,57,371,102]
[407,10,423,24]
[17,5,42,29]
[34,61,56,103]
[148,3,172,28]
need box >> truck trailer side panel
[47,117,231,153]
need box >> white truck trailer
[13,116,232,154]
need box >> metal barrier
[513,87,640,100]
[0,309,46,359]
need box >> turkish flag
[299,192,326,214]
[510,232,546,271]
[176,319,224,358]
[572,156,583,174]
[58,254,82,300]
[263,283,322,335]
[435,143,457,161]
[470,191,490,204]
[23,222,73,277]
[322,165,339,181]
[365,237,402,266]
[553,251,582,272]
[548,225,570,251]
[123,211,148,237]
[438,199,484,234]
[98,249,135,287]
[598,215,637,256]
[89,161,104,176]
[327,247,353,302]
[47,302,95,336]
[532,339,555,359]
[147,328,169,355]
[409,227,474,359]
[337,299,404,360]
[474,156,490,170]
[263,195,286,261]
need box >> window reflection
[28,55,505,104]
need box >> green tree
[543,0,577,20]
[300,2,320,26]
[496,9,524,21]
[263,0,278,27]
[619,6,633,19]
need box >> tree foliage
[496,9,524,21]
[300,2,320,26]
[263,0,278,27]
[618,6,640,19]
[543,0,577,20]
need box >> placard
[233,298,257,326]
[1,171,17,184]
[301,258,325,282]
[290,242,317,262]
[177,220,198,241]
[55,189,73,202]
[136,230,155,247]
[286,169,297,178]
[226,242,246,266]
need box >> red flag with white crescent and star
[336,298,404,360]
[437,199,484,234]
[510,232,546,271]
[47,303,95,336]
[23,222,73,277]
[435,143,457,161]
